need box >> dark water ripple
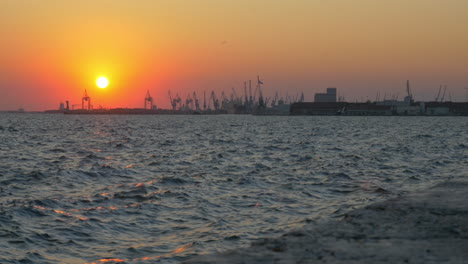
[0,114,467,263]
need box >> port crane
[203,91,207,110]
[406,80,413,98]
[209,91,220,110]
[168,90,176,110]
[221,91,228,107]
[244,82,249,105]
[159,75,303,113]
[271,92,278,107]
[435,85,442,102]
[193,92,200,111]
[144,90,153,109]
[299,92,305,102]
[249,80,253,105]
[441,86,447,102]
[231,87,240,104]
[403,80,414,103]
[168,90,181,110]
[257,75,265,108]
[185,93,194,110]
[82,89,91,110]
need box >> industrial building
[290,102,392,116]
[314,88,337,103]
[290,101,468,116]
[424,102,468,116]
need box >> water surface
[0,114,466,263]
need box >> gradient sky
[1,0,467,110]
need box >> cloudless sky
[1,0,467,110]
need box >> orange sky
[1,0,468,110]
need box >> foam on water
[0,114,467,263]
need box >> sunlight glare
[96,77,109,88]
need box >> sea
[0,113,467,264]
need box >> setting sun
[96,77,109,89]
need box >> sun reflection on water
[84,242,194,264]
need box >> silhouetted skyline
[1,0,468,110]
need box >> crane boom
[441,85,447,102]
[435,85,442,102]
[406,80,412,97]
[232,87,239,101]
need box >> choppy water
[0,114,467,263]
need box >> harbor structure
[144,90,155,110]
[375,80,420,115]
[48,79,468,116]
[290,102,392,116]
[292,84,468,116]
[291,100,468,116]
[82,90,92,110]
[424,102,468,116]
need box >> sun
[96,76,109,89]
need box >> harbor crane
[144,90,153,109]
[210,91,220,110]
[82,89,91,110]
[299,92,305,102]
[441,86,447,102]
[271,92,278,107]
[278,95,284,105]
[203,91,207,110]
[244,82,249,105]
[249,80,253,105]
[406,80,413,98]
[185,93,194,110]
[220,91,228,110]
[435,85,442,102]
[231,87,240,103]
[168,90,176,110]
[257,75,265,108]
[168,90,181,110]
[193,92,200,111]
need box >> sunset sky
[1,0,467,110]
